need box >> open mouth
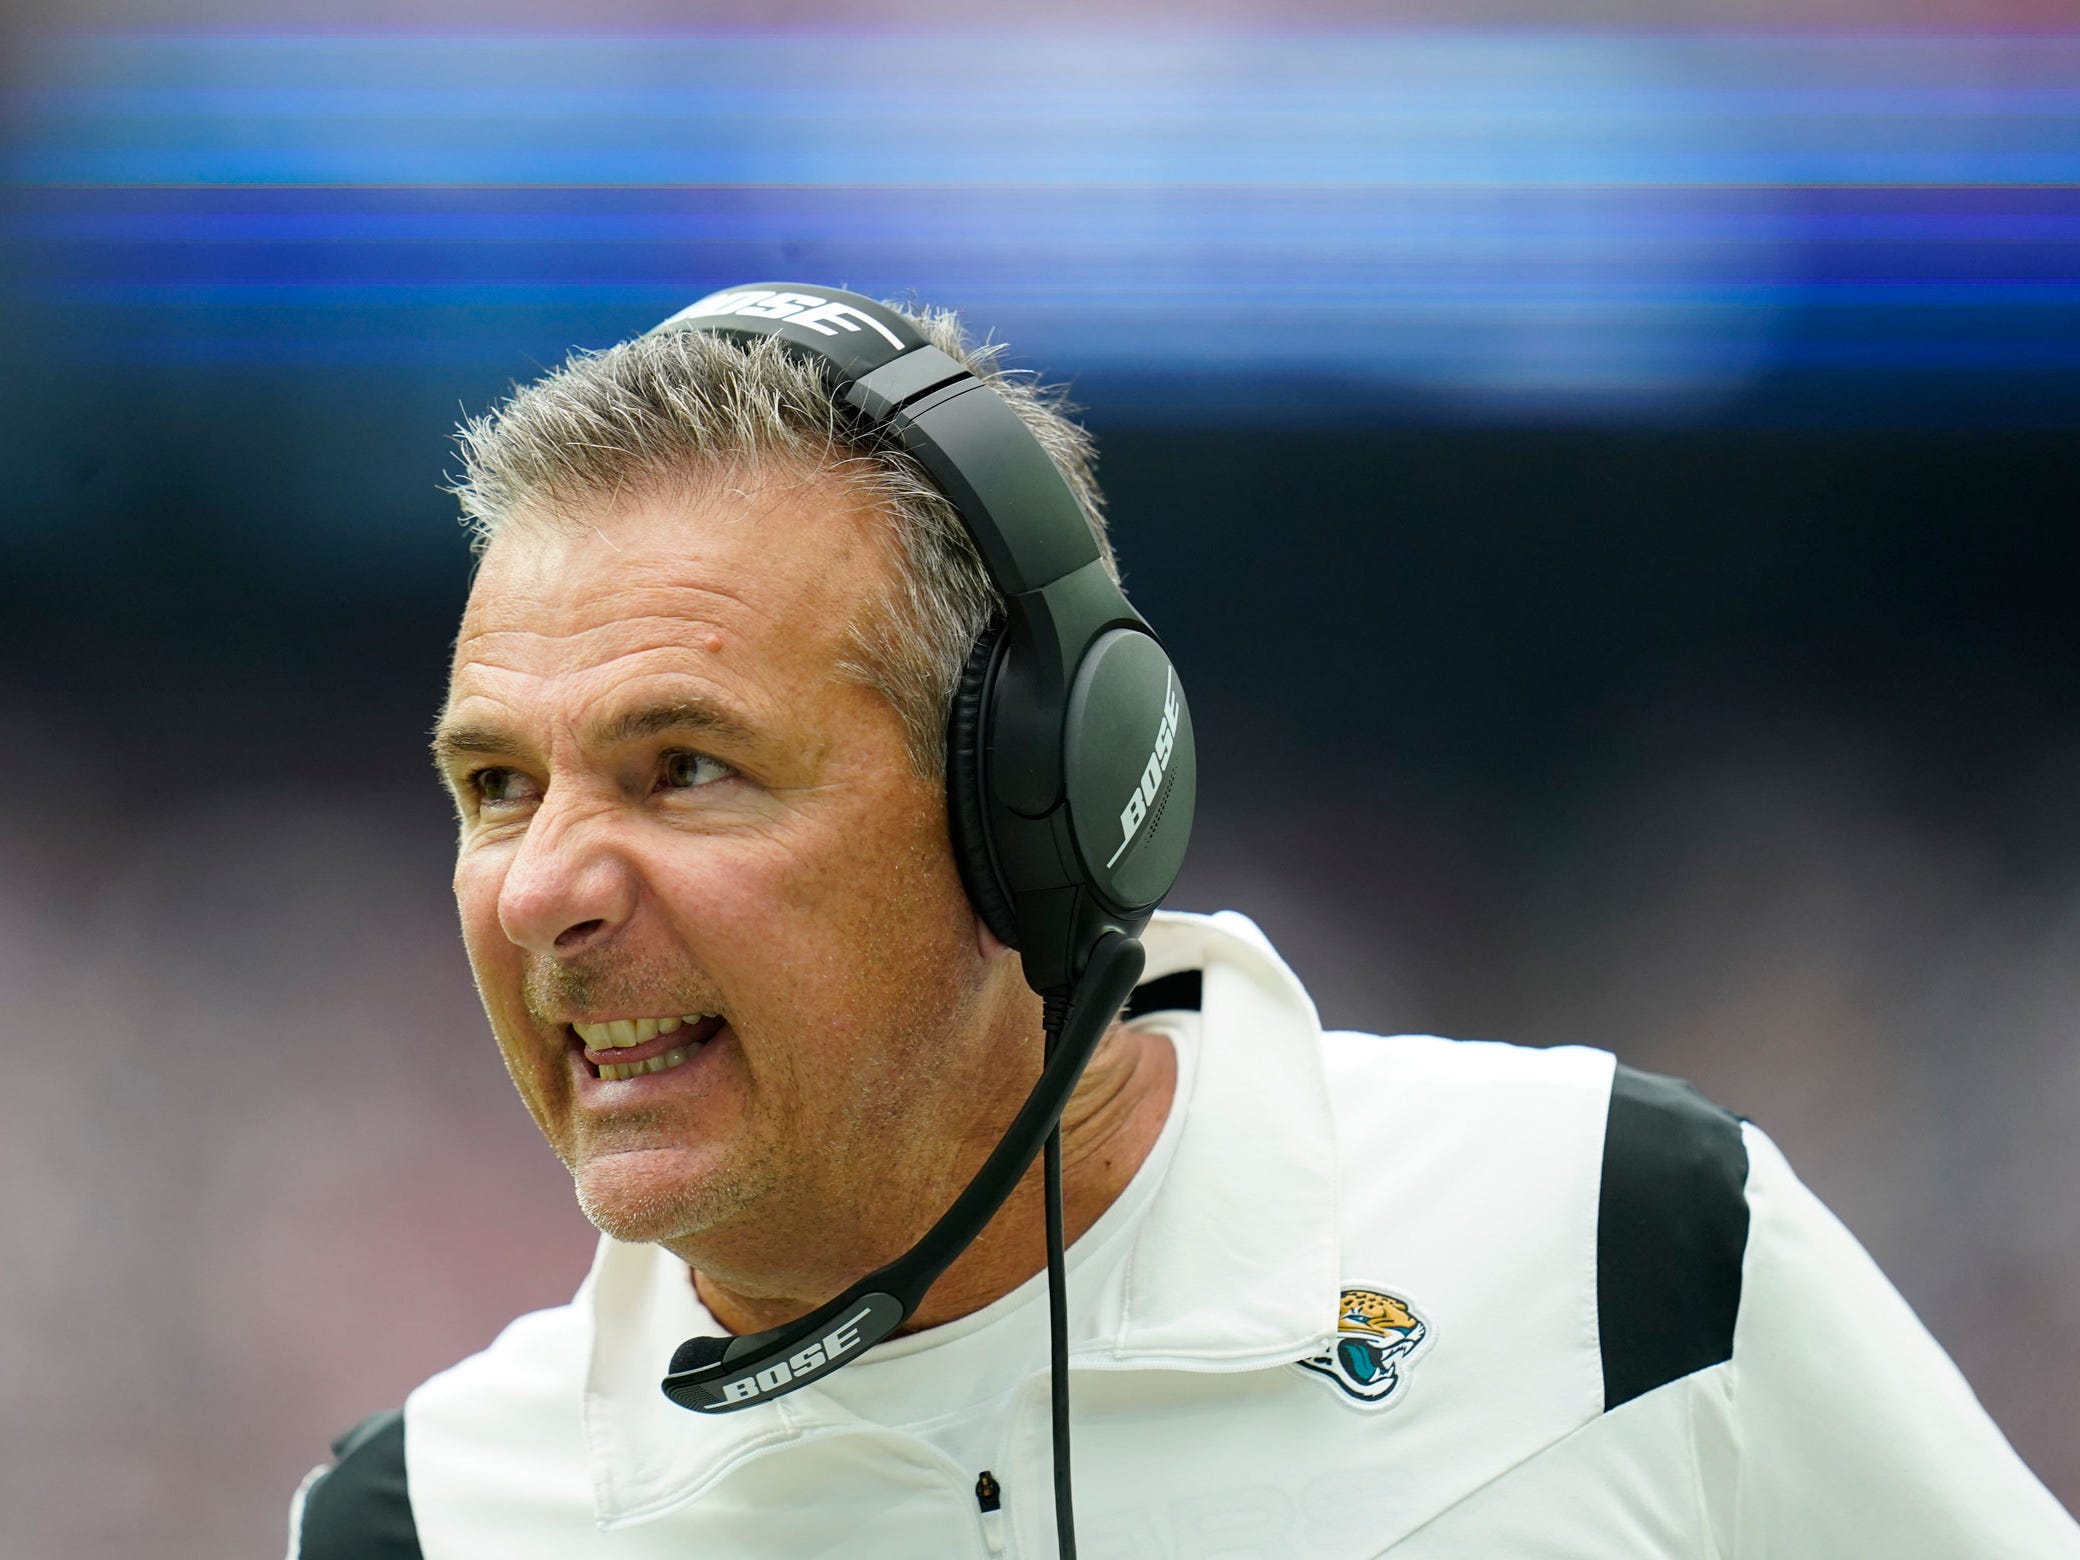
[570,1013,727,1082]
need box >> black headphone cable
[1040,991,1079,1560]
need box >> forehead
[446,471,888,722]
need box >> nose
[495,792,639,960]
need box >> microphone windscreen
[669,1333,731,1375]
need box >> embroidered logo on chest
[1294,1286,1430,1406]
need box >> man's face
[436,471,1001,1254]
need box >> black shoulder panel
[297,1409,423,1560]
[1597,1065,1751,1412]
[1123,969,1201,1020]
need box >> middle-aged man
[289,287,2080,1558]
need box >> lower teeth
[597,1043,697,1083]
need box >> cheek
[779,806,966,951]
[453,850,543,1066]
[453,853,569,1129]
[656,810,972,1022]
[453,852,515,980]
[794,818,980,1025]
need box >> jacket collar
[579,909,1341,1528]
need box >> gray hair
[448,303,1118,779]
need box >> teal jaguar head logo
[1295,1286,1429,1405]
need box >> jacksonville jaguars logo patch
[1295,1286,1430,1406]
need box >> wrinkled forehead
[443,467,898,732]
[451,469,890,682]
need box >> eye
[468,766,539,807]
[660,749,735,791]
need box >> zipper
[974,1470,1007,1554]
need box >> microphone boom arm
[661,929,1147,1414]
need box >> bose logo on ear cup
[659,289,908,350]
[1106,671,1182,869]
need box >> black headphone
[644,286,1196,1441]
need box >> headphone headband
[652,284,928,375]
[649,283,1104,596]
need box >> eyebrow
[589,698,760,752]
[430,696,762,771]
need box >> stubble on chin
[571,1143,776,1247]
[540,909,1004,1266]
[569,1001,983,1268]
[503,953,748,1242]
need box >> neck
[689,1011,1178,1338]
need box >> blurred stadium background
[2,1,2076,1553]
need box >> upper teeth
[573,1014,713,1049]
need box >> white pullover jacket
[291,909,2080,1558]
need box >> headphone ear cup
[945,625,1022,951]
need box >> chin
[570,1146,748,1246]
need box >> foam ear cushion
[944,625,1023,950]
[668,1334,731,1374]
